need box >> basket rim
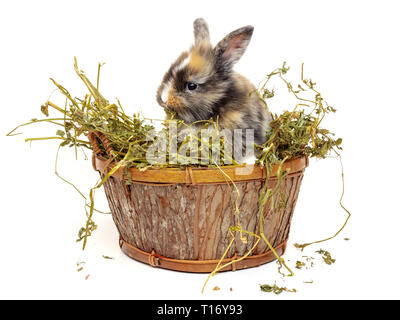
[92,153,308,185]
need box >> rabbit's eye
[187,82,198,91]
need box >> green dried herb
[252,62,349,277]
[41,104,49,117]
[256,63,351,251]
[255,62,342,165]
[260,283,297,294]
[56,130,65,137]
[76,261,85,272]
[316,249,336,265]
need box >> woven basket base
[119,236,287,273]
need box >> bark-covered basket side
[102,170,304,261]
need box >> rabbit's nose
[162,85,184,108]
[167,93,184,108]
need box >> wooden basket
[88,131,308,273]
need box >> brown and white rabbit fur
[156,18,271,148]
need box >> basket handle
[88,131,113,158]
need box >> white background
[1,0,399,300]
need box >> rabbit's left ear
[215,25,254,67]
[193,18,210,45]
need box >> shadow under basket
[88,131,308,273]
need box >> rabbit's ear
[193,18,210,45]
[214,25,254,67]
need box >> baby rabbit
[156,18,271,150]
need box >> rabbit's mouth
[160,102,191,121]
[166,95,186,109]
[157,91,185,112]
[163,103,178,112]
